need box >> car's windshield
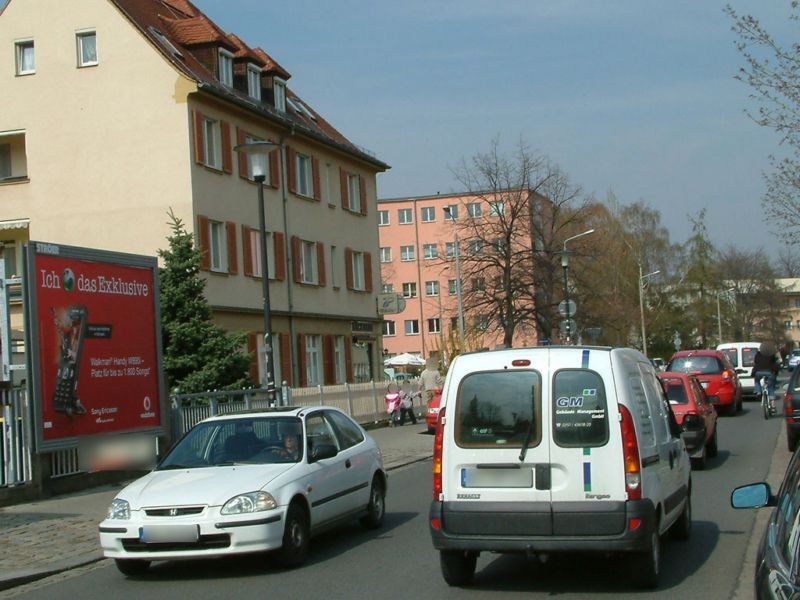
[667,356,723,375]
[158,416,304,469]
[661,379,689,404]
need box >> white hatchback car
[99,407,387,576]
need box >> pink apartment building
[377,192,540,363]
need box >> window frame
[209,220,227,273]
[467,202,482,218]
[246,64,262,100]
[218,48,234,87]
[378,210,390,226]
[305,334,323,386]
[380,247,392,263]
[351,250,365,291]
[202,117,222,169]
[382,320,396,336]
[425,280,439,297]
[402,282,417,298]
[489,201,505,217]
[300,240,319,284]
[444,204,459,220]
[404,319,420,335]
[347,173,361,212]
[333,336,346,384]
[274,78,287,112]
[248,228,275,279]
[295,152,313,198]
[427,318,441,334]
[76,31,98,68]
[398,208,413,225]
[423,244,438,260]
[421,206,435,222]
[400,245,416,262]
[15,40,35,75]
[0,144,10,179]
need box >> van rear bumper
[429,499,656,554]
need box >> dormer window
[274,77,286,112]
[218,48,234,87]
[246,64,261,100]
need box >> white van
[429,346,691,589]
[716,342,761,396]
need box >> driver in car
[276,421,302,461]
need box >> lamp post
[560,228,595,344]
[638,267,660,357]
[717,287,735,344]
[443,205,465,350]
[234,140,278,404]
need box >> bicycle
[760,375,775,419]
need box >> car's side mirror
[309,443,338,462]
[731,482,775,509]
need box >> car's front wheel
[440,550,477,587]
[277,503,309,568]
[114,558,150,576]
[359,476,386,529]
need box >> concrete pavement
[0,421,435,591]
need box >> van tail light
[682,413,704,431]
[619,404,642,501]
[433,407,446,500]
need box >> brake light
[619,404,641,501]
[433,406,446,500]
[787,390,795,423]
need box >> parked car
[717,342,761,397]
[426,388,443,434]
[657,372,718,469]
[788,349,800,370]
[651,357,666,371]
[731,447,800,598]
[99,406,387,576]
[429,346,691,589]
[782,366,800,451]
[666,350,742,415]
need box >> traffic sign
[558,299,577,318]
[377,293,406,315]
[559,319,577,337]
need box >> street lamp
[442,205,465,350]
[234,140,278,405]
[717,287,735,344]
[638,267,660,357]
[560,228,595,344]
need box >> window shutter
[297,334,307,387]
[221,120,232,174]
[236,128,248,179]
[241,225,253,276]
[323,335,334,385]
[316,241,326,287]
[345,247,353,290]
[279,333,292,385]
[364,251,373,292]
[247,332,259,384]
[339,167,348,209]
[286,146,296,194]
[291,235,302,283]
[312,156,321,201]
[192,109,205,165]
[274,232,286,281]
[269,149,280,189]
[359,175,367,215]
[226,221,238,274]
[197,214,210,271]
[344,337,353,383]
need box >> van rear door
[547,348,627,536]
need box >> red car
[426,389,443,433]
[665,350,742,415]
[658,371,719,469]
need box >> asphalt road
[1,399,782,600]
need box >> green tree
[680,209,722,347]
[158,210,252,393]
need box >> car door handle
[345,459,352,469]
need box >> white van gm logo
[555,389,597,408]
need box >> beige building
[0,0,388,387]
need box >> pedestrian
[398,387,419,426]
[419,357,444,403]
[384,382,401,427]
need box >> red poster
[29,246,163,447]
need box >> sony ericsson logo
[555,388,597,408]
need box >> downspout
[279,127,299,387]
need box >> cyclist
[752,341,780,402]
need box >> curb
[0,552,104,592]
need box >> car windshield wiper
[519,385,536,462]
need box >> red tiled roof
[226,33,264,64]
[160,0,197,18]
[253,47,291,80]
[160,15,234,50]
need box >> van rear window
[742,348,758,368]
[721,348,738,367]
[552,370,609,447]
[454,370,540,448]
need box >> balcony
[0,131,28,184]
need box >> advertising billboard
[24,241,166,452]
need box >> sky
[192,0,795,260]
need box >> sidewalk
[0,422,434,591]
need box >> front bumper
[429,499,656,554]
[99,505,286,561]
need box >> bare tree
[778,246,800,276]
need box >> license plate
[139,524,199,543]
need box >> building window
[445,242,457,259]
[300,240,319,284]
[274,78,287,112]
[330,246,337,287]
[398,208,413,224]
[450,316,459,329]
[423,244,438,260]
[15,41,35,75]
[351,251,365,291]
[475,315,489,331]
[489,201,504,216]
[76,31,98,67]
[381,283,394,293]
[786,321,793,330]
[246,64,262,100]
[305,334,323,386]
[378,210,389,226]
[247,229,276,279]
[400,246,416,261]
[467,202,481,218]
[295,152,313,197]
[0,145,10,179]
[203,117,221,169]
[472,277,486,292]
[402,282,417,298]
[324,163,333,204]
[209,220,227,272]
[448,279,458,296]
[347,173,361,211]
[444,204,459,220]
[218,49,234,87]
[404,320,420,335]
[428,318,441,334]
[334,336,346,384]
[383,321,396,336]
[380,247,392,263]
[426,281,439,297]
[492,238,508,254]
[469,240,484,255]
[421,206,435,222]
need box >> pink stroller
[385,385,402,426]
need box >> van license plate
[461,467,533,488]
